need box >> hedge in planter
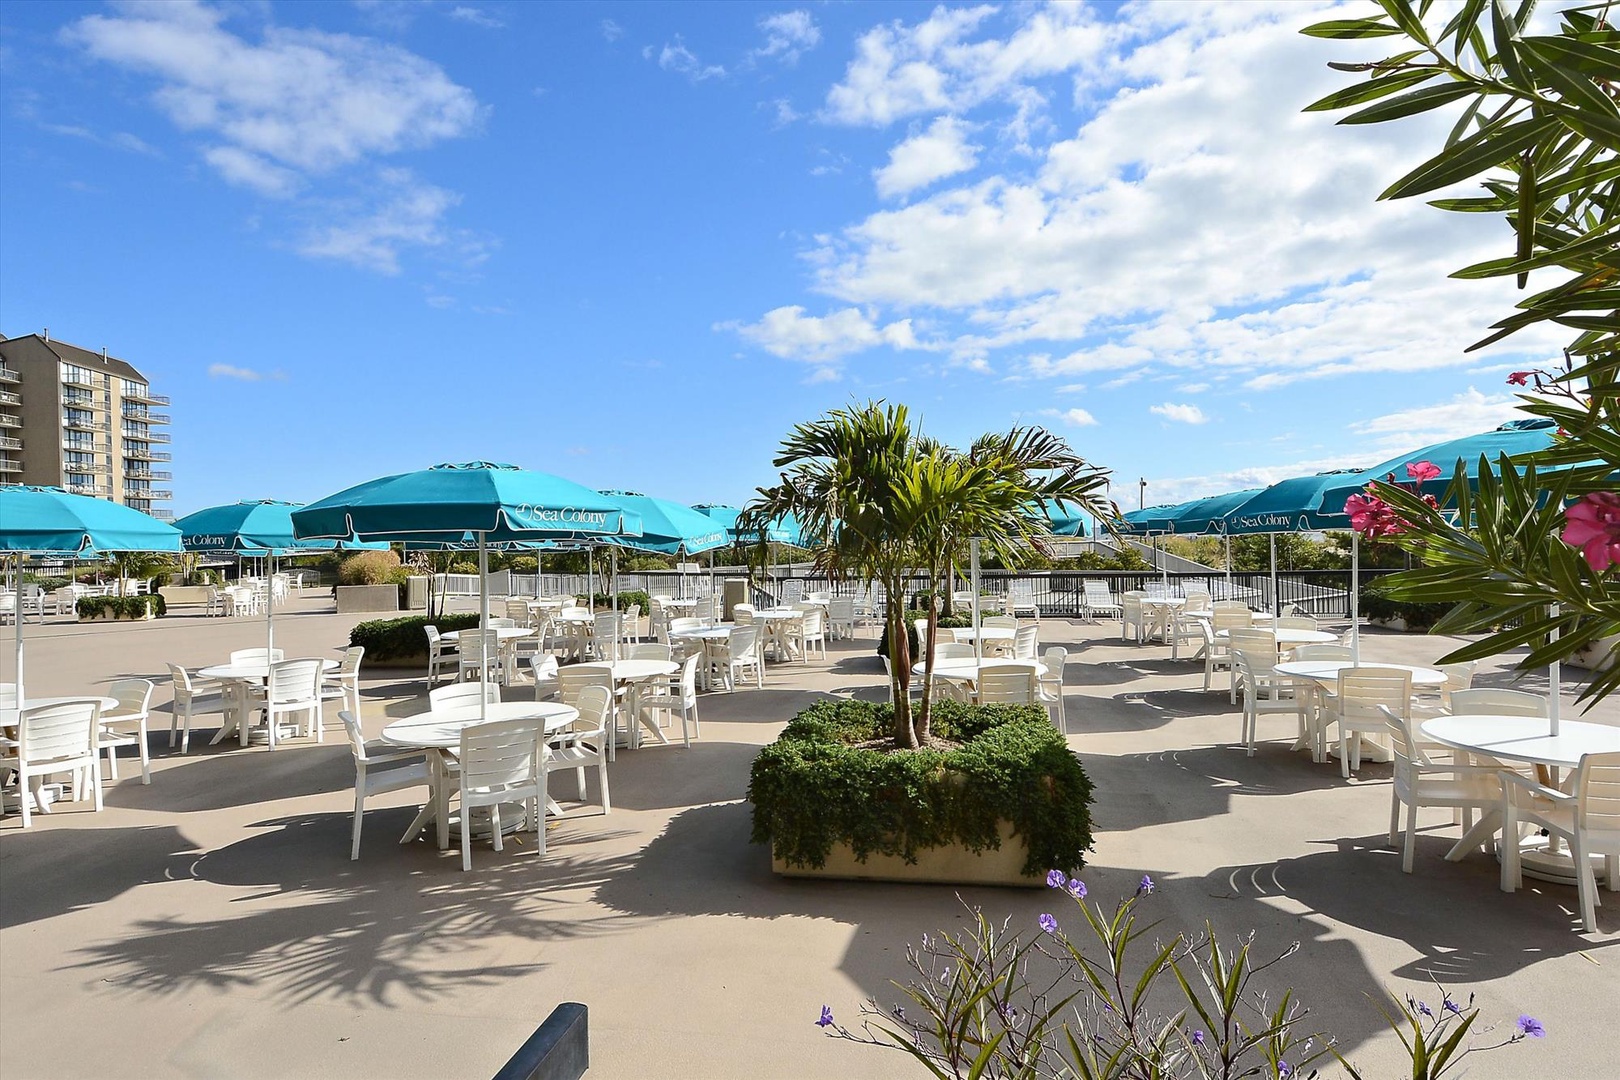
[1360,587,1452,632]
[749,698,1092,877]
[349,614,480,661]
[76,595,167,620]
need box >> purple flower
[1137,874,1155,895]
[1418,1001,1433,1019]
[1047,869,1068,889]
[1517,1015,1546,1038]
[892,1005,906,1023]
[1039,912,1058,934]
[1066,878,1088,899]
[1443,997,1461,1015]
[1191,1029,1205,1046]
[1278,1062,1291,1078]
[817,1005,834,1028]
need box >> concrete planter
[336,585,400,614]
[771,821,1042,888]
[1570,634,1620,673]
[82,609,156,622]
[158,585,213,607]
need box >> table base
[1510,838,1611,887]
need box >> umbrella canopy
[1163,489,1266,535]
[1317,418,1562,513]
[600,492,728,555]
[1,486,181,718]
[292,462,639,544]
[1115,504,1181,536]
[175,499,387,555]
[0,485,183,555]
[692,504,806,547]
[1221,472,1367,535]
[1040,498,1091,537]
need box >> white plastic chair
[1500,752,1620,932]
[257,659,325,750]
[230,647,284,665]
[1276,615,1319,631]
[1082,580,1122,624]
[975,663,1038,705]
[1005,580,1039,620]
[630,643,673,662]
[935,642,976,661]
[424,625,459,685]
[591,612,621,661]
[1381,705,1501,873]
[454,718,549,871]
[456,629,503,685]
[1225,629,1276,703]
[166,663,222,754]
[429,681,501,710]
[339,710,430,861]
[709,624,763,691]
[638,652,702,748]
[2,699,102,827]
[827,597,856,639]
[1324,667,1412,777]
[320,646,365,731]
[548,684,612,813]
[1198,622,1229,692]
[1039,647,1067,732]
[1011,623,1039,661]
[99,678,155,785]
[796,608,827,661]
[1233,646,1297,756]
[1121,593,1146,643]
[529,654,560,701]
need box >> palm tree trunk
[886,577,917,748]
[918,592,939,744]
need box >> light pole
[1138,478,1147,510]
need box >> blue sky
[0,0,1562,517]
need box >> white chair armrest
[1498,769,1574,805]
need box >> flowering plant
[1344,462,1442,541]
[819,877,1539,1079]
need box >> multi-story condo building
[0,330,173,520]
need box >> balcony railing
[126,488,173,500]
[0,459,21,473]
[149,508,175,521]
[61,370,97,388]
[64,416,109,432]
[0,390,19,407]
[0,415,19,429]
[121,405,172,424]
[0,436,20,450]
[135,431,172,444]
[0,366,19,383]
[123,448,171,462]
[122,468,171,481]
[65,483,108,496]
[122,388,169,406]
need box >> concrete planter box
[158,585,213,607]
[82,608,157,623]
[1571,634,1620,673]
[336,585,400,614]
[771,821,1042,888]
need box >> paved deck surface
[1,596,1613,1078]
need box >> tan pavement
[1,597,1613,1078]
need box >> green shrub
[749,698,1093,876]
[77,595,167,619]
[339,549,402,586]
[506,555,539,574]
[348,614,480,661]
[1361,585,1452,631]
[589,589,651,612]
[447,559,479,575]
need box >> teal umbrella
[693,504,805,546]
[1,485,181,714]
[175,500,388,656]
[1040,498,1090,538]
[293,463,639,717]
[1116,505,1181,535]
[601,493,728,555]
[1164,489,1266,535]
[1317,418,1562,513]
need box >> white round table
[575,660,678,748]
[1272,660,1447,687]
[950,627,1015,643]
[750,609,806,661]
[382,701,580,846]
[199,659,339,747]
[1421,714,1620,884]
[913,659,1048,681]
[1219,629,1339,649]
[1,695,120,728]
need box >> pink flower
[1345,492,1406,539]
[1507,371,1533,386]
[1562,493,1620,573]
[1405,460,1442,484]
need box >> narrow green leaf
[1382,114,1558,199]
[1301,17,1405,39]
[1305,67,1440,112]
[1377,0,1433,44]
[1341,79,1478,124]
[1490,0,1531,88]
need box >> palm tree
[742,401,1114,749]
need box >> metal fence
[460,567,1398,620]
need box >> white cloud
[1147,454,1361,504]
[208,363,263,381]
[295,169,467,274]
[768,98,801,126]
[601,19,624,42]
[653,37,726,82]
[740,3,1565,386]
[754,11,821,64]
[1150,402,1207,425]
[449,7,503,30]
[823,4,1108,126]
[203,146,302,197]
[1043,407,1098,427]
[874,116,979,198]
[721,305,921,376]
[1179,382,1210,394]
[1348,387,1526,453]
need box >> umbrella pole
[1269,534,1278,615]
[12,555,23,708]
[610,546,619,661]
[709,550,717,626]
[266,552,275,659]
[478,533,489,723]
[1549,603,1561,736]
[970,539,982,664]
[1349,531,1360,663]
